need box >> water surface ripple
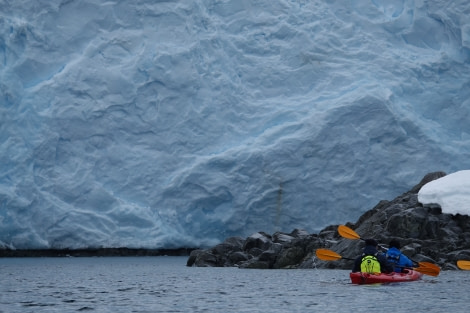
[0,256,468,312]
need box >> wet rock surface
[187,172,470,270]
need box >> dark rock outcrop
[186,230,324,268]
[187,171,470,270]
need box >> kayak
[350,269,423,284]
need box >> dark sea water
[0,256,468,312]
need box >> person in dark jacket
[352,239,393,273]
[386,239,414,272]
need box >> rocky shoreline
[186,171,470,270]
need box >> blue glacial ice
[0,0,469,249]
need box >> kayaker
[352,239,393,273]
[386,239,414,273]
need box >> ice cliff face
[1,0,469,249]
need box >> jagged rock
[409,171,447,193]
[274,246,305,268]
[272,232,295,244]
[186,249,218,267]
[187,171,470,270]
[246,247,265,257]
[243,232,273,251]
[228,251,250,264]
[212,236,244,256]
[239,258,271,269]
[186,236,246,267]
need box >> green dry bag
[361,255,381,273]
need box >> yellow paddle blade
[315,249,342,261]
[414,266,440,277]
[418,262,440,271]
[338,225,361,240]
[457,260,470,270]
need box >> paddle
[457,260,470,270]
[315,248,440,276]
[337,225,441,272]
[315,248,355,261]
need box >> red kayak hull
[350,270,423,284]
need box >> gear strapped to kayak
[360,254,381,273]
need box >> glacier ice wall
[1,0,470,249]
